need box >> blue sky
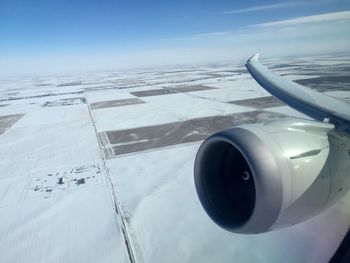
[1,0,350,75]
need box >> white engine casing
[194,118,350,234]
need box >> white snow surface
[0,102,129,262]
[0,185,128,263]
[141,93,254,120]
[92,103,180,132]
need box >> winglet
[247,53,260,64]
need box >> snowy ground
[0,54,350,263]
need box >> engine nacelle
[194,118,350,234]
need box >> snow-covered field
[0,54,350,263]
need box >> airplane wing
[246,53,350,130]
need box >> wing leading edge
[246,54,350,130]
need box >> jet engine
[194,118,350,234]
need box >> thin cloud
[222,1,304,14]
[168,10,350,43]
[194,31,232,38]
[165,31,234,42]
[254,10,350,27]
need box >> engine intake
[198,140,255,228]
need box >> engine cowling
[194,118,350,234]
